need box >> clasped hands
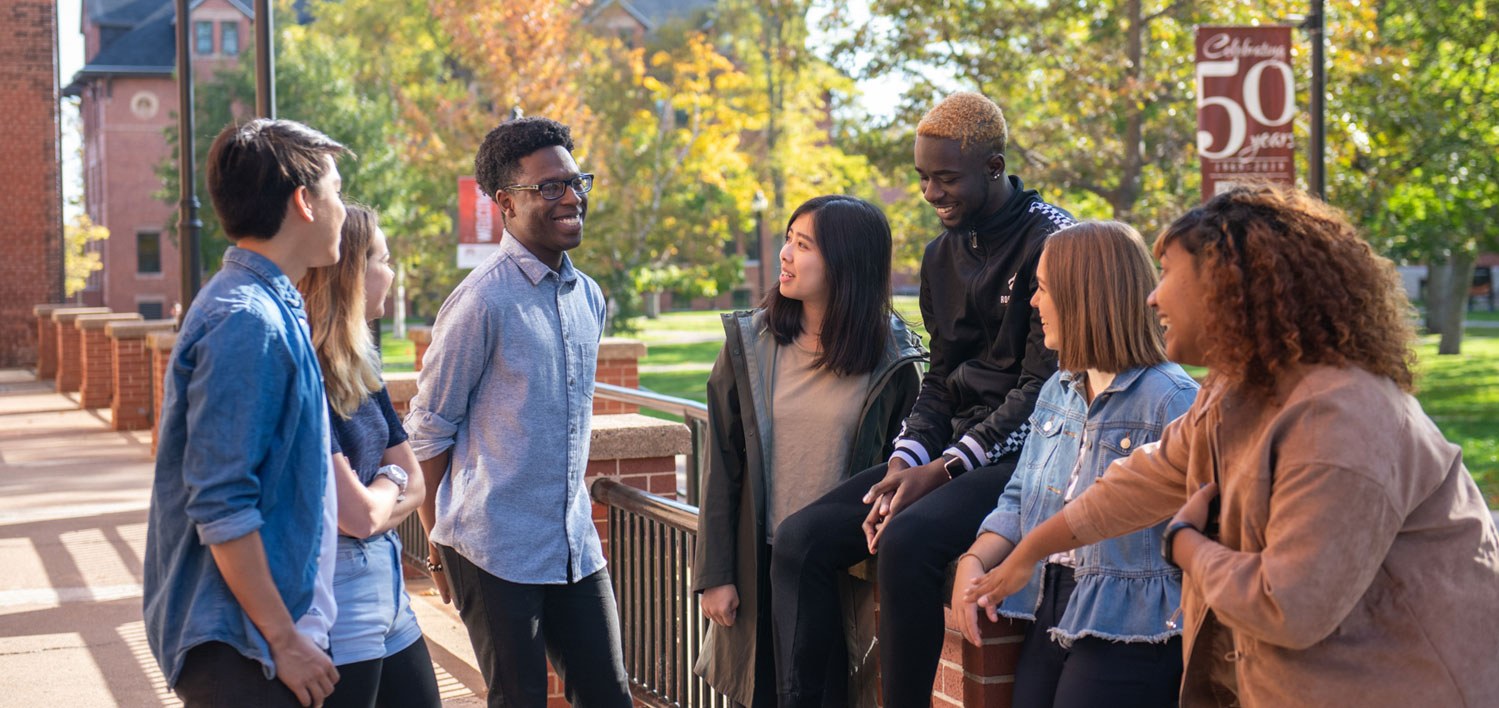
[861,457,950,553]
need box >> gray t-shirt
[765,341,869,543]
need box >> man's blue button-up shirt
[143,247,331,686]
[406,233,607,584]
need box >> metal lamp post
[751,190,769,300]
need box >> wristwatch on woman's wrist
[1161,519,1199,567]
[373,464,409,495]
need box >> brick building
[0,0,66,367]
[65,0,252,319]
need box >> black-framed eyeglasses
[501,173,595,201]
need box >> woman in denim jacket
[952,221,1198,708]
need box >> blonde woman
[299,204,440,708]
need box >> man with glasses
[406,117,630,707]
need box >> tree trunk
[1429,251,1477,355]
[393,262,407,340]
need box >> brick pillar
[148,331,178,455]
[108,320,176,431]
[52,307,111,393]
[75,313,143,408]
[0,1,65,368]
[933,605,1027,707]
[407,325,432,372]
[594,338,646,415]
[32,304,66,377]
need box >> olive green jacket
[692,309,924,707]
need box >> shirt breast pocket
[1094,425,1157,471]
[570,342,598,399]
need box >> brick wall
[109,320,173,430]
[595,338,645,415]
[149,331,177,455]
[53,307,111,392]
[33,305,65,378]
[77,313,143,408]
[0,0,64,366]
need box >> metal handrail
[591,477,731,708]
[595,382,709,423]
[594,382,711,505]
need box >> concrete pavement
[0,368,485,707]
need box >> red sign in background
[456,176,499,268]
[1196,26,1297,200]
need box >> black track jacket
[890,176,1075,473]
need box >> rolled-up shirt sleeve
[182,308,291,546]
[406,283,493,461]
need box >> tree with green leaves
[1331,0,1498,354]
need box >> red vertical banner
[456,176,500,268]
[1196,26,1297,200]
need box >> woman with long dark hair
[693,195,925,707]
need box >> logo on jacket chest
[999,272,1018,305]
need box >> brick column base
[76,313,142,408]
[32,304,66,378]
[148,331,178,455]
[594,338,646,415]
[109,320,175,431]
[52,307,110,392]
[407,325,431,372]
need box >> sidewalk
[0,368,486,707]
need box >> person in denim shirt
[144,119,351,708]
[406,117,631,708]
[953,222,1198,708]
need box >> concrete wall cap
[385,371,420,403]
[32,303,71,316]
[76,313,144,330]
[147,331,179,351]
[405,325,433,345]
[589,413,690,460]
[51,307,113,323]
[599,338,647,360]
[107,319,177,338]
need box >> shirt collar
[1058,365,1148,396]
[222,247,306,310]
[501,230,578,286]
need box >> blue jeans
[329,532,423,666]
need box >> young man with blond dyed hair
[770,91,1074,707]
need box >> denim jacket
[144,248,331,686]
[979,363,1198,643]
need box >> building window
[195,21,214,54]
[222,22,239,56]
[137,301,165,320]
[137,230,162,274]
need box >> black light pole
[1307,0,1326,199]
[255,0,275,118]
[175,0,203,315]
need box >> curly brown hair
[1156,185,1416,394]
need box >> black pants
[174,641,304,708]
[1013,564,1183,708]
[323,637,442,708]
[439,545,632,708]
[770,461,1017,708]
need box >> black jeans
[1013,564,1183,708]
[174,641,303,708]
[323,637,442,708]
[439,545,632,708]
[770,461,1017,708]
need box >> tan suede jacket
[1063,365,1499,707]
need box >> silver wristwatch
[373,464,409,496]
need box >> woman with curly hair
[965,186,1499,707]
